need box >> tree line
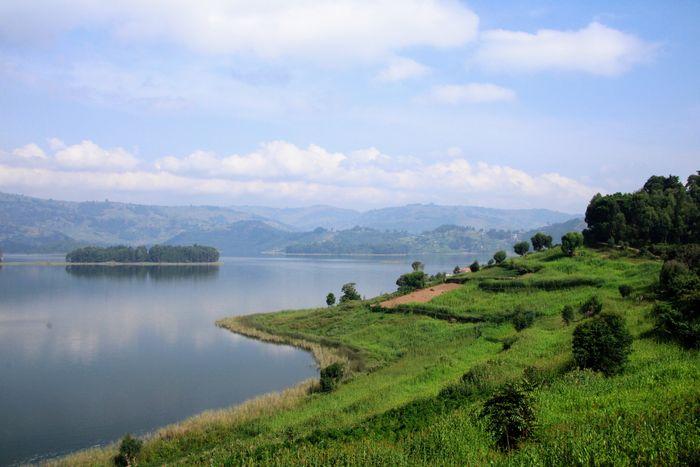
[584,173,700,246]
[66,244,220,263]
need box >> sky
[0,0,698,213]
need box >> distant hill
[524,218,587,243]
[0,192,263,252]
[0,191,583,254]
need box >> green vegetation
[319,363,345,392]
[114,434,142,467]
[326,293,336,307]
[579,295,603,317]
[513,241,530,256]
[561,305,574,326]
[572,313,633,376]
[396,271,427,293]
[470,260,480,272]
[57,244,700,466]
[65,244,219,263]
[561,231,584,256]
[530,232,552,251]
[584,173,700,246]
[339,282,361,303]
[493,250,507,264]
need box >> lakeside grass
[55,247,699,465]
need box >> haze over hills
[0,191,582,254]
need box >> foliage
[411,261,424,271]
[561,305,574,325]
[512,306,535,332]
[618,284,633,298]
[572,313,632,376]
[396,271,427,293]
[469,260,480,272]
[340,282,361,303]
[326,293,336,307]
[561,231,584,256]
[453,265,461,274]
[113,434,142,466]
[493,250,507,264]
[583,173,700,246]
[513,241,530,256]
[66,244,219,263]
[579,295,603,317]
[478,277,602,292]
[487,259,494,266]
[530,232,553,251]
[319,362,345,392]
[479,383,535,451]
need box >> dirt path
[379,283,461,308]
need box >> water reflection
[65,264,220,281]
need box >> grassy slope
[59,248,699,465]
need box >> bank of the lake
[55,247,700,465]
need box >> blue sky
[0,0,698,213]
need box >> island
[65,244,220,264]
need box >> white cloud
[376,57,430,82]
[427,83,516,104]
[12,143,46,159]
[475,22,657,75]
[54,140,139,170]
[0,1,479,63]
[1,139,599,211]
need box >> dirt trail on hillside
[379,283,461,308]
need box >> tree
[396,271,426,293]
[572,313,632,376]
[579,295,603,317]
[513,241,530,256]
[488,259,495,266]
[561,232,584,257]
[339,282,361,303]
[326,292,336,306]
[114,434,143,466]
[319,362,345,392]
[479,383,535,451]
[469,260,480,272]
[561,305,574,326]
[453,265,461,274]
[493,250,507,264]
[530,232,553,251]
[411,261,424,272]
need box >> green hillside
[57,246,699,465]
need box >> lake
[0,253,486,465]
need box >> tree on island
[513,241,530,256]
[530,232,552,251]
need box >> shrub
[579,295,603,317]
[326,292,336,306]
[487,259,495,266]
[396,271,426,293]
[319,362,345,392]
[652,303,700,349]
[531,232,553,251]
[572,313,632,376]
[618,284,633,298]
[411,261,424,271]
[513,241,530,256]
[114,434,142,466]
[479,383,535,451]
[493,250,507,264]
[453,265,461,274]
[339,283,361,303]
[470,260,480,272]
[501,335,518,351]
[561,232,584,256]
[512,306,535,332]
[561,305,574,325]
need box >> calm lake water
[0,254,486,465]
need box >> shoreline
[0,261,223,267]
